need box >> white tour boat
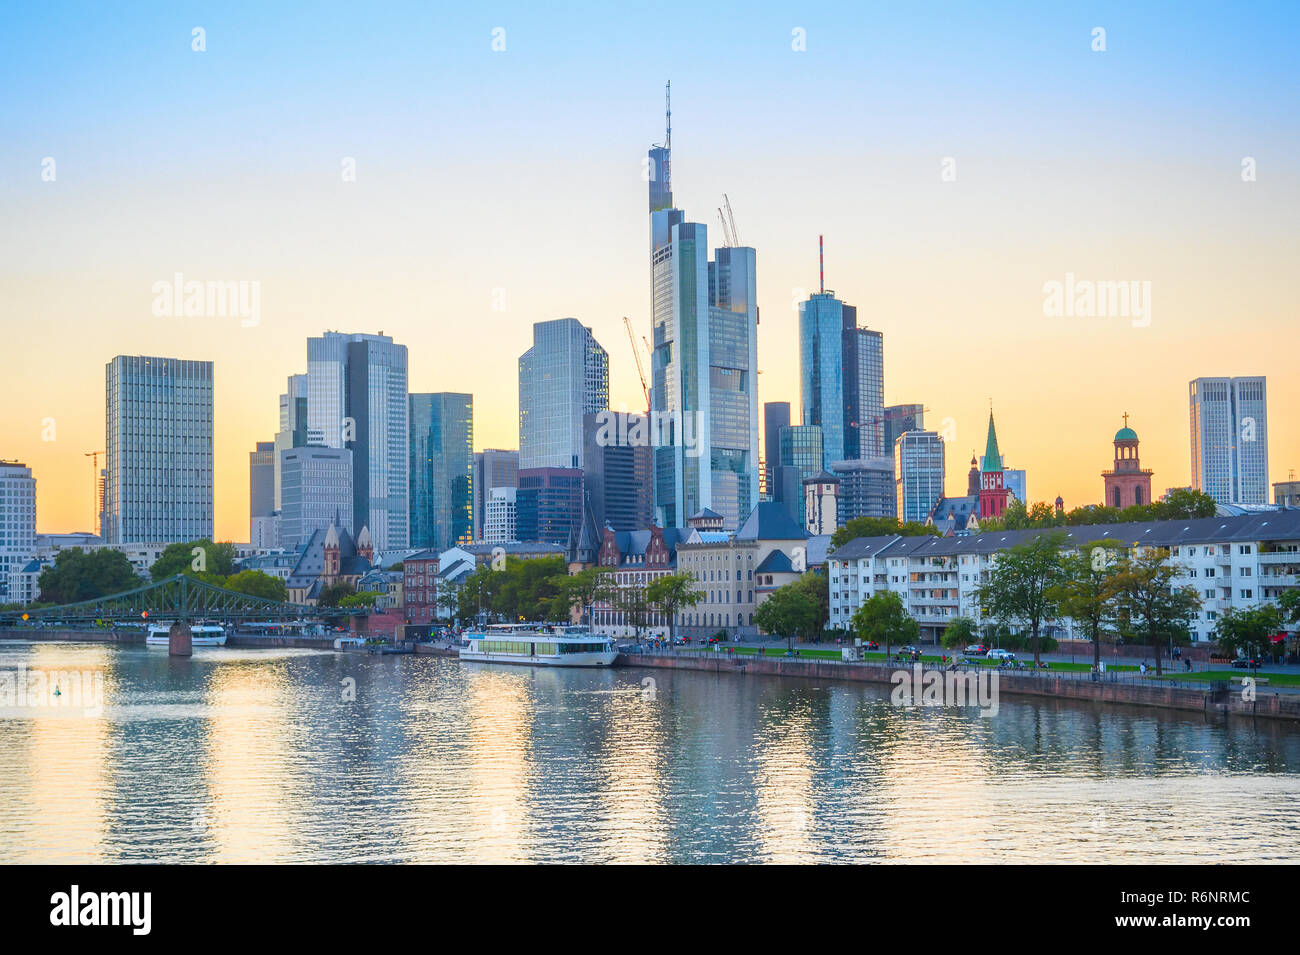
[459,625,617,667]
[145,624,227,647]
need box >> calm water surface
[2,640,1299,863]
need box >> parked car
[986,648,1016,660]
[1231,657,1262,669]
[899,645,923,656]
[862,641,879,651]
[964,643,988,654]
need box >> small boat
[145,624,227,647]
[460,625,617,668]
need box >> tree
[616,584,654,637]
[37,549,139,605]
[434,581,461,623]
[1111,547,1201,676]
[337,591,375,609]
[830,517,938,550]
[850,590,918,659]
[1156,488,1217,520]
[1212,605,1284,676]
[1050,539,1124,670]
[317,580,357,608]
[1278,589,1300,625]
[552,566,617,627]
[150,540,237,581]
[975,530,1067,667]
[646,572,702,643]
[222,569,288,602]
[941,616,978,651]
[754,584,821,653]
[790,571,829,638]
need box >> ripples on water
[1,641,1299,863]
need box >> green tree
[1277,589,1300,625]
[1212,605,1283,676]
[830,517,939,550]
[850,590,918,659]
[941,615,978,650]
[317,580,357,608]
[754,584,821,653]
[222,569,288,602]
[150,540,237,581]
[552,566,617,627]
[646,572,703,643]
[1111,547,1201,676]
[790,571,830,638]
[37,549,139,605]
[1050,539,1124,670]
[1155,488,1218,520]
[616,582,653,637]
[337,591,375,609]
[975,530,1068,667]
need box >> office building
[249,440,275,540]
[473,449,519,541]
[280,446,353,548]
[583,411,653,532]
[777,424,823,528]
[1189,376,1269,504]
[483,487,518,544]
[515,467,584,545]
[409,393,474,551]
[0,461,36,604]
[104,355,214,544]
[306,332,409,551]
[273,373,308,511]
[763,402,790,500]
[883,404,925,453]
[830,456,896,522]
[518,318,609,471]
[1275,479,1300,509]
[895,430,945,524]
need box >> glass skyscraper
[104,355,214,544]
[306,332,409,552]
[799,292,884,463]
[1189,376,1269,504]
[895,430,945,524]
[273,373,307,511]
[280,446,353,548]
[409,392,474,550]
[518,319,609,471]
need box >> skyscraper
[249,440,275,540]
[518,319,609,471]
[1189,376,1269,504]
[273,373,308,511]
[515,467,584,545]
[763,402,790,500]
[778,424,823,528]
[830,456,896,522]
[647,96,760,530]
[798,242,884,463]
[306,332,409,551]
[895,430,945,524]
[280,446,353,548]
[409,392,474,551]
[104,355,214,544]
[583,412,654,532]
[883,404,925,453]
[0,461,36,604]
[473,449,519,541]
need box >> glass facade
[280,446,353,547]
[895,430,945,524]
[0,462,36,603]
[799,294,884,463]
[409,392,474,550]
[306,332,409,551]
[104,355,214,544]
[518,319,609,471]
[1189,377,1269,505]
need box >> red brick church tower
[1101,414,1153,509]
[978,411,1011,520]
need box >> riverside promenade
[615,649,1300,723]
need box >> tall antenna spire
[819,235,824,294]
[665,80,671,150]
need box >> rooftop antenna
[665,80,671,151]
[819,235,824,294]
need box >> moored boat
[145,624,227,647]
[459,625,617,667]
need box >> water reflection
[1,642,1298,863]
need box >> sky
[2,1,1297,540]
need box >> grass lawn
[1155,669,1300,687]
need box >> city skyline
[3,4,1298,539]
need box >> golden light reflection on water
[751,697,819,863]
[460,666,535,863]
[586,682,669,864]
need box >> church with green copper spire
[977,410,1011,519]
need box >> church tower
[1101,414,1153,509]
[978,411,1011,520]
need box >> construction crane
[623,317,650,411]
[716,194,741,248]
[84,450,103,535]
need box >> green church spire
[981,411,1003,473]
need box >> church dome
[1115,426,1138,442]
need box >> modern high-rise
[778,424,824,528]
[763,402,790,500]
[0,461,36,604]
[515,467,584,545]
[279,446,353,549]
[895,430,945,524]
[249,440,275,540]
[1189,376,1269,505]
[647,112,760,529]
[799,269,884,464]
[883,404,925,453]
[104,355,214,544]
[306,332,409,551]
[473,449,519,541]
[583,412,653,532]
[409,393,474,551]
[483,487,518,543]
[273,373,308,511]
[830,456,896,522]
[518,319,609,471]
